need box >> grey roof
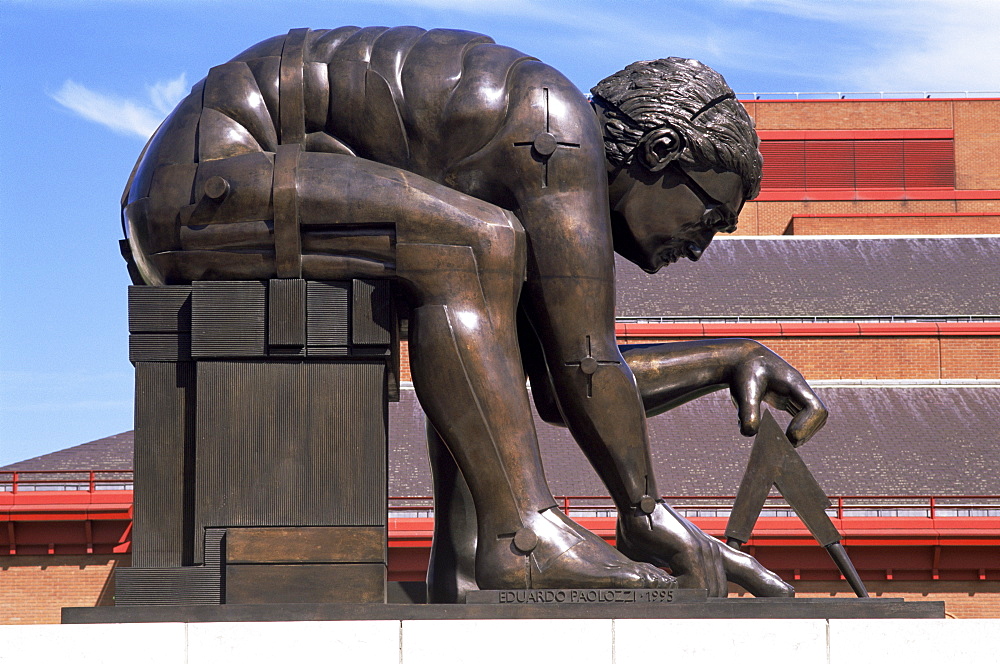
[390,386,1000,498]
[0,431,133,472]
[8,387,998,498]
[614,237,1000,318]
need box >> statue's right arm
[622,339,829,445]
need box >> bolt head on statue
[122,27,827,600]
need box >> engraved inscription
[493,588,676,604]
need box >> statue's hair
[591,57,762,200]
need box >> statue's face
[610,163,744,274]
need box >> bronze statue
[121,26,827,599]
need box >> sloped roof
[614,237,1000,318]
[390,386,1000,498]
[8,387,998,499]
[0,431,133,472]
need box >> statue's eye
[705,207,738,233]
[703,208,736,233]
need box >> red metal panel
[792,212,999,219]
[855,140,905,189]
[760,138,953,192]
[856,322,940,336]
[760,141,806,189]
[779,323,861,337]
[937,322,1000,335]
[755,188,1000,201]
[701,323,783,337]
[758,130,954,141]
[804,140,855,189]
[904,139,955,189]
[619,323,704,338]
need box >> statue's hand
[617,502,793,597]
[728,342,827,446]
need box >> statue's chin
[612,242,663,274]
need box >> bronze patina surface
[122,27,829,600]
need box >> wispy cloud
[722,0,1000,91]
[50,73,188,138]
[849,1,1000,91]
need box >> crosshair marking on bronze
[513,87,580,188]
[564,335,620,397]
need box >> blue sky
[2,0,999,466]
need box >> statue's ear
[637,126,685,172]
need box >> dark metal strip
[279,28,308,145]
[273,143,303,278]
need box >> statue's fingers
[785,392,828,446]
[720,545,794,597]
[730,371,764,437]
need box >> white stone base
[1,619,997,664]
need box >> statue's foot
[617,501,794,598]
[476,507,677,590]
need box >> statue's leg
[296,154,673,591]
[425,422,478,603]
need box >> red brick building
[3,96,999,623]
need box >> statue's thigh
[297,153,525,303]
[138,150,522,288]
[298,153,515,243]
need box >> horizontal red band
[757,129,954,141]
[753,189,1000,202]
[615,322,1000,338]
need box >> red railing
[388,494,1000,519]
[0,470,133,493]
[3,474,997,518]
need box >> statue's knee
[467,208,526,281]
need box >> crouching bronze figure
[122,26,827,600]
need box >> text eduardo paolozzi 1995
[466,589,703,604]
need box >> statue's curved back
[122,26,534,286]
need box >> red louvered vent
[903,140,954,188]
[760,141,806,189]
[760,138,954,190]
[855,140,905,188]
[805,140,855,189]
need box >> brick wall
[788,215,1000,235]
[954,101,1000,190]
[735,99,1000,235]
[734,581,1000,619]
[958,198,1000,213]
[397,335,999,382]
[739,199,969,235]
[400,339,411,383]
[0,554,128,625]
[624,336,1000,381]
[745,100,954,131]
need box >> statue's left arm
[623,339,828,446]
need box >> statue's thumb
[738,400,760,437]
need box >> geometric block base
[225,563,387,604]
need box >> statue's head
[592,58,762,273]
[592,57,761,199]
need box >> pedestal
[117,278,398,606]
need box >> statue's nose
[685,241,703,261]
